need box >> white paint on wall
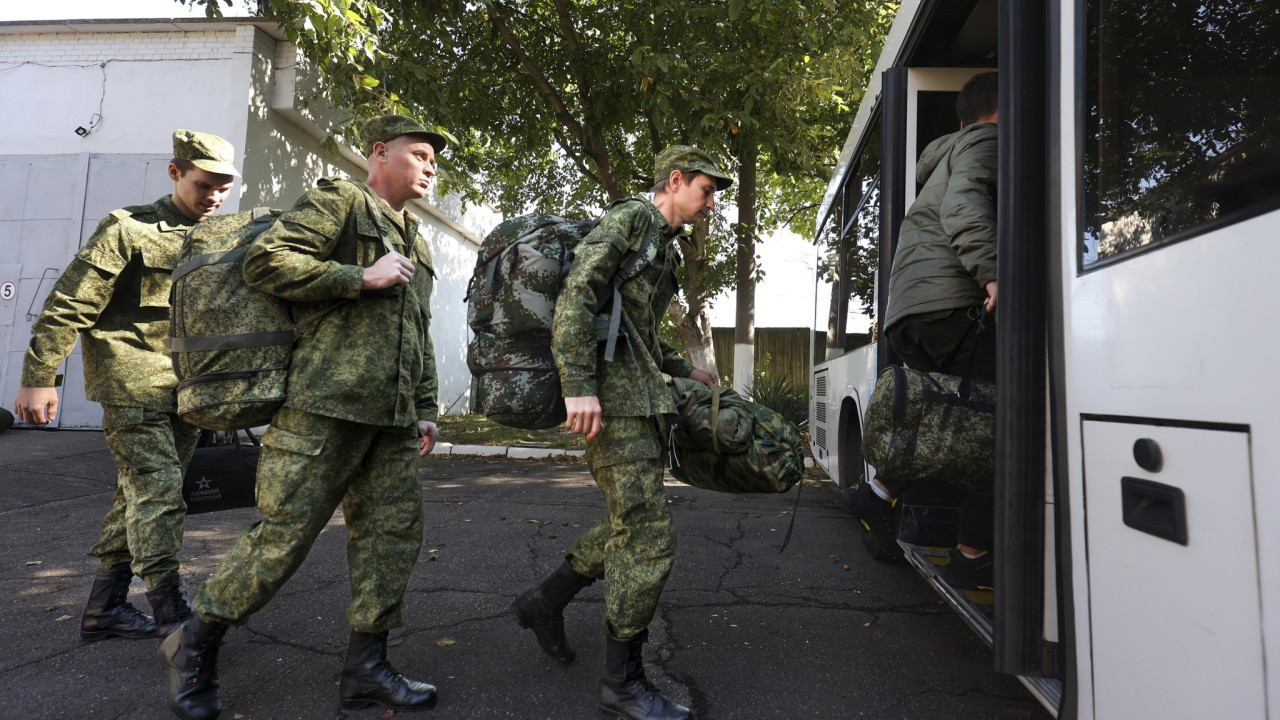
[0,18,493,426]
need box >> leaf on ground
[378,709,395,719]
[433,636,456,647]
[53,615,73,622]
[25,561,41,566]
[388,637,404,647]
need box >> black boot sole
[80,627,158,642]
[511,594,575,665]
[340,696,438,712]
[599,704,694,720]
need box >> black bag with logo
[182,428,260,514]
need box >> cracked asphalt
[0,428,1052,720]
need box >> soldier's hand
[362,251,415,290]
[14,387,60,425]
[417,420,439,457]
[984,280,998,316]
[564,396,603,440]
[689,369,719,387]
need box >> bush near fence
[710,327,870,397]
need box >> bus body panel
[810,343,877,486]
[1080,420,1263,718]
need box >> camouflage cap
[655,145,732,191]
[172,129,240,177]
[361,114,448,156]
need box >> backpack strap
[351,182,399,255]
[599,202,660,362]
[172,208,279,283]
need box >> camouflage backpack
[664,377,806,494]
[169,187,386,430]
[466,201,657,429]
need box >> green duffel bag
[665,380,805,494]
[666,376,753,454]
[862,364,996,491]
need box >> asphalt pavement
[0,427,1052,720]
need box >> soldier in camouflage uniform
[13,130,238,643]
[158,115,445,720]
[513,146,731,720]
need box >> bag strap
[778,475,802,553]
[293,182,394,340]
[954,306,990,399]
[354,182,399,255]
[600,204,659,362]
[709,386,723,456]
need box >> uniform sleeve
[20,219,129,387]
[551,207,647,398]
[940,130,999,287]
[242,183,365,301]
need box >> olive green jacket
[552,196,695,418]
[885,122,998,330]
[22,195,194,410]
[242,178,438,427]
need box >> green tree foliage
[180,0,896,368]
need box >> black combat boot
[599,630,692,720]
[80,562,157,641]
[339,630,437,712]
[146,571,193,639]
[512,561,596,665]
[158,614,227,720]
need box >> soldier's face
[169,166,235,221]
[671,172,718,226]
[378,137,438,205]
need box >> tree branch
[552,0,595,119]
[485,1,622,197]
[551,124,603,188]
[484,2,585,146]
[780,201,820,230]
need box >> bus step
[898,540,995,645]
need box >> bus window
[814,128,880,362]
[1082,0,1280,268]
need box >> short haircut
[956,71,999,125]
[650,170,704,195]
[170,158,197,175]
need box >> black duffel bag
[182,428,260,514]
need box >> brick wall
[0,29,239,64]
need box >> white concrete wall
[0,19,491,427]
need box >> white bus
[809,1,1280,717]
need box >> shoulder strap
[346,179,398,255]
[600,204,660,362]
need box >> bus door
[1056,2,1280,716]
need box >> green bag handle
[709,385,722,455]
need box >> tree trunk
[672,218,719,376]
[668,300,718,372]
[733,131,758,395]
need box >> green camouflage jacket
[242,178,438,427]
[22,195,193,410]
[885,122,998,329]
[552,196,695,418]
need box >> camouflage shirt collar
[157,195,198,232]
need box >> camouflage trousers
[193,407,424,634]
[567,416,675,638]
[91,405,198,588]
